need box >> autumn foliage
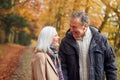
[0,44,25,80]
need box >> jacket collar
[46,54,58,75]
[89,26,100,52]
[65,26,100,43]
[65,26,100,55]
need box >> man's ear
[83,23,88,31]
[84,23,88,27]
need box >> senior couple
[31,11,117,80]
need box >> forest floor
[0,44,34,80]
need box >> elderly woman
[32,26,64,80]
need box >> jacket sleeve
[58,39,68,80]
[32,53,46,80]
[104,39,117,80]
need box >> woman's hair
[36,26,57,52]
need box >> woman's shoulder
[32,51,47,62]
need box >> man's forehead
[70,18,80,24]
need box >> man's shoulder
[62,30,74,41]
[89,26,100,33]
[89,26,107,42]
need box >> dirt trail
[0,44,34,80]
[10,47,33,80]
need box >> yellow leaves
[16,0,42,22]
[89,14,103,28]
[31,39,37,47]
[102,25,118,33]
[23,27,30,34]
[18,8,25,16]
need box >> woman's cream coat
[32,52,59,80]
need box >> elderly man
[59,11,117,80]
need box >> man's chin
[73,35,79,39]
[73,35,83,40]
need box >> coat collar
[64,26,100,56]
[45,54,58,75]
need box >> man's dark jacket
[58,26,117,80]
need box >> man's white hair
[36,26,57,52]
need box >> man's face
[70,18,87,39]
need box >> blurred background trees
[0,0,120,52]
[0,0,42,45]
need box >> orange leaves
[0,44,25,80]
[18,8,25,16]
[17,0,42,21]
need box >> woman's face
[51,33,60,48]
